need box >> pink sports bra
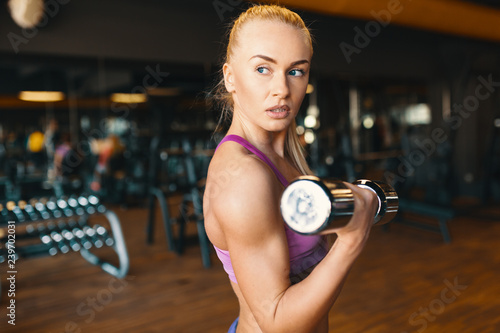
[213,134,328,284]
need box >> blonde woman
[204,5,378,332]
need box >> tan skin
[203,20,378,333]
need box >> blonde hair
[211,4,313,175]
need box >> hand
[321,182,379,253]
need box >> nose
[272,72,290,99]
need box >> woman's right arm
[212,157,378,333]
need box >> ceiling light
[362,115,375,129]
[307,104,319,117]
[110,93,147,104]
[8,0,45,29]
[304,130,315,144]
[494,118,500,128]
[18,91,65,102]
[296,125,305,135]
[304,115,317,128]
[146,87,181,97]
[306,84,314,94]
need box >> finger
[343,182,376,201]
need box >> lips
[265,104,291,119]
[267,105,290,112]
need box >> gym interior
[1,0,499,332]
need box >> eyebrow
[249,54,309,66]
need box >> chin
[265,120,292,133]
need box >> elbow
[256,312,319,333]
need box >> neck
[227,119,288,158]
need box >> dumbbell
[70,195,98,215]
[280,176,398,235]
[82,226,103,248]
[16,200,36,222]
[45,198,64,219]
[68,196,85,216]
[93,224,114,247]
[57,199,74,218]
[88,195,106,214]
[6,201,26,222]
[26,223,45,235]
[31,198,51,220]
[72,228,93,250]
[0,202,18,223]
[8,226,59,257]
[50,231,70,254]
[37,221,71,254]
[77,196,95,214]
[60,229,81,252]
[21,200,41,221]
[39,233,59,256]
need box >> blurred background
[0,0,499,332]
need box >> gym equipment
[280,176,399,235]
[385,130,456,243]
[146,136,213,268]
[0,195,129,297]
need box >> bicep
[214,165,291,326]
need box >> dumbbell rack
[0,195,129,297]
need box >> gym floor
[2,199,500,333]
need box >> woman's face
[224,20,311,134]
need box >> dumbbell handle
[280,176,399,235]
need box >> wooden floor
[1,200,500,333]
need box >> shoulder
[206,141,283,237]
[206,140,279,198]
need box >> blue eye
[289,69,305,77]
[257,67,270,74]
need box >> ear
[223,63,235,93]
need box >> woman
[203,4,378,332]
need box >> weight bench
[393,198,455,243]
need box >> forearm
[270,240,363,332]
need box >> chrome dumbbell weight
[93,225,114,247]
[82,226,104,248]
[88,195,106,214]
[0,202,17,223]
[67,196,85,216]
[280,176,399,235]
[45,198,64,219]
[21,200,41,221]
[32,198,51,220]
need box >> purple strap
[217,134,289,187]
